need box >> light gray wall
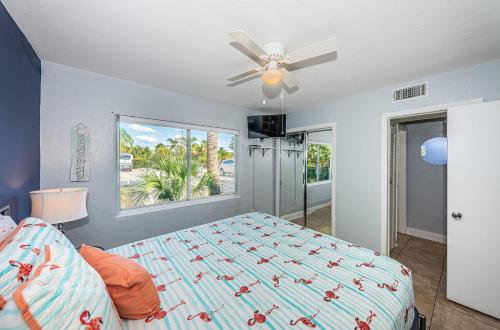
[307,183,332,208]
[287,59,500,251]
[40,62,256,249]
[405,121,447,235]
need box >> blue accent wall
[0,2,41,222]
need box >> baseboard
[281,201,331,221]
[406,227,447,244]
[281,212,303,221]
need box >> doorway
[387,112,450,324]
[381,99,500,323]
[277,124,336,235]
[380,99,481,255]
[388,115,448,256]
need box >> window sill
[307,180,332,187]
[117,194,240,219]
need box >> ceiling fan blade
[229,30,267,59]
[288,37,338,64]
[227,67,264,81]
[282,69,299,89]
[226,73,262,87]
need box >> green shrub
[133,156,150,169]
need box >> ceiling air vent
[393,82,428,102]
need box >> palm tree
[190,136,201,158]
[190,136,198,150]
[207,132,219,180]
[120,128,134,153]
[167,137,180,157]
[129,151,219,205]
[155,143,166,151]
[197,139,208,163]
[218,147,233,161]
[180,136,188,145]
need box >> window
[307,143,332,184]
[119,117,238,210]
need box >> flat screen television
[247,115,286,139]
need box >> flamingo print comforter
[107,212,415,329]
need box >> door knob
[451,211,462,220]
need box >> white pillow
[0,215,17,241]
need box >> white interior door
[447,100,500,318]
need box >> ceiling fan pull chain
[281,90,285,134]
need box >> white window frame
[116,115,239,216]
[306,141,332,185]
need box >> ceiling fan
[227,30,338,90]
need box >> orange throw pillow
[79,244,161,319]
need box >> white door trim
[380,99,483,255]
[396,127,407,235]
[277,122,337,236]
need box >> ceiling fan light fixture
[228,31,337,90]
[261,69,283,86]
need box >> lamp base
[55,223,65,234]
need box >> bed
[108,212,421,329]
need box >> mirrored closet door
[279,129,333,234]
[305,130,333,235]
[279,132,306,227]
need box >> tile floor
[391,234,500,329]
[291,205,332,235]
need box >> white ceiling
[4,0,500,111]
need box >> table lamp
[30,188,88,233]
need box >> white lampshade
[261,61,283,86]
[30,188,88,224]
[261,69,283,86]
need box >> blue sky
[121,122,234,150]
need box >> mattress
[108,212,415,329]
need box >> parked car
[219,159,235,176]
[120,153,133,171]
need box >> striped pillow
[0,244,121,330]
[0,218,74,309]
